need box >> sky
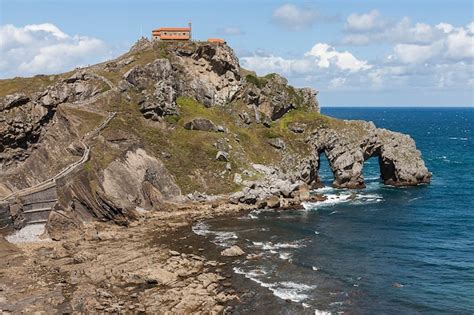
[1,0,473,107]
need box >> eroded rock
[310,122,431,188]
[221,245,245,257]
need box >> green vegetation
[245,74,268,89]
[60,106,105,138]
[0,73,69,97]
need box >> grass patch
[245,74,268,89]
[0,74,69,97]
[60,106,105,138]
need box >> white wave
[270,281,316,302]
[248,212,258,219]
[257,239,306,250]
[449,137,468,141]
[192,221,238,247]
[192,221,210,236]
[314,310,332,315]
[279,252,292,260]
[302,192,383,210]
[302,193,352,210]
[364,176,381,181]
[213,231,238,246]
[313,186,336,193]
[312,266,319,271]
[234,266,316,303]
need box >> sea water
[193,107,474,314]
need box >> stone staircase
[20,186,58,225]
[1,110,116,231]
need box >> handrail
[1,111,116,202]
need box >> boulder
[215,151,229,162]
[291,183,310,200]
[0,93,29,111]
[268,138,286,149]
[184,118,218,132]
[288,122,307,133]
[266,195,280,208]
[233,173,242,184]
[220,245,245,257]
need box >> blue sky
[1,0,473,106]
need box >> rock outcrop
[310,121,431,188]
[101,148,182,209]
[242,73,319,121]
[120,40,319,123]
[0,71,106,168]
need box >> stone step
[22,198,58,206]
[27,219,48,225]
[24,207,52,214]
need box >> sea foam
[192,221,238,247]
[233,267,316,303]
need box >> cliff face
[0,39,430,231]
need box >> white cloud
[272,4,320,30]
[0,23,109,78]
[393,43,439,64]
[305,43,372,71]
[241,42,371,78]
[345,10,385,32]
[445,27,474,59]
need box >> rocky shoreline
[0,187,340,314]
[1,197,312,314]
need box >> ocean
[192,107,474,314]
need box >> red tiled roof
[153,27,190,32]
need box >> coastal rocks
[230,164,314,207]
[265,195,280,208]
[101,148,182,210]
[242,73,320,122]
[124,59,178,119]
[310,121,431,188]
[184,118,218,132]
[221,245,245,257]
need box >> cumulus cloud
[345,10,386,32]
[272,4,321,30]
[305,43,372,71]
[240,30,472,91]
[343,10,474,61]
[0,23,109,78]
[241,42,371,78]
[388,23,474,64]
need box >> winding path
[1,72,118,228]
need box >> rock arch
[310,122,431,189]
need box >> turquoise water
[194,108,474,314]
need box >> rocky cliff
[0,39,430,232]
